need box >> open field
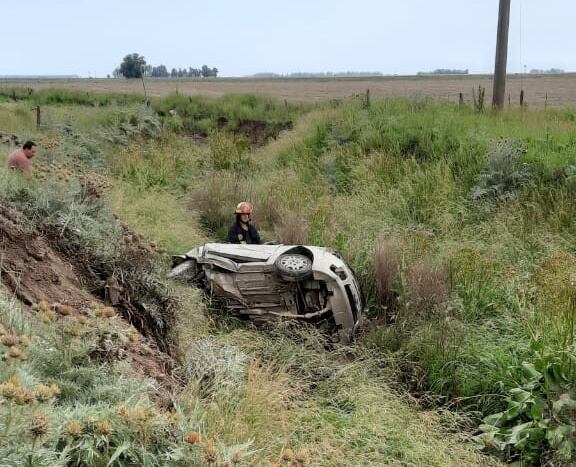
[2,74,576,107]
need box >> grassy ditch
[175,98,576,465]
[1,90,574,464]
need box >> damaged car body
[168,243,363,341]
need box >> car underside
[169,243,363,341]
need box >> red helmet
[235,202,253,214]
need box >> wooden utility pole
[492,0,512,109]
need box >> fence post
[520,89,525,107]
[459,92,464,107]
[545,93,548,110]
[35,106,41,129]
[365,88,370,108]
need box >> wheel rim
[279,255,309,272]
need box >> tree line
[113,53,218,79]
[417,69,469,76]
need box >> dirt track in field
[3,74,576,107]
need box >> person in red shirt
[6,141,37,176]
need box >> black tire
[274,253,312,282]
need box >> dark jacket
[228,223,261,244]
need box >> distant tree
[151,65,169,77]
[417,69,469,76]
[118,53,147,79]
[112,67,121,78]
[134,63,217,79]
[530,68,565,74]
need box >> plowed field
[3,74,576,107]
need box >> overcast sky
[2,0,574,77]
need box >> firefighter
[228,202,261,244]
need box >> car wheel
[167,259,198,281]
[274,253,312,282]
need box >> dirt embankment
[0,206,175,398]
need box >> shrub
[208,130,249,170]
[102,108,163,145]
[53,122,104,167]
[471,140,531,200]
[476,343,576,465]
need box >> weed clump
[470,139,531,200]
[102,108,163,145]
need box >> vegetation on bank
[0,88,575,465]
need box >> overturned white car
[169,243,363,341]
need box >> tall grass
[2,92,574,463]
[205,98,576,427]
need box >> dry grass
[5,74,576,106]
[189,173,252,232]
[374,239,402,316]
[274,213,308,245]
[406,260,449,310]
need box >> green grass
[2,92,575,464]
[110,186,207,254]
[0,86,144,106]
[182,98,576,461]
